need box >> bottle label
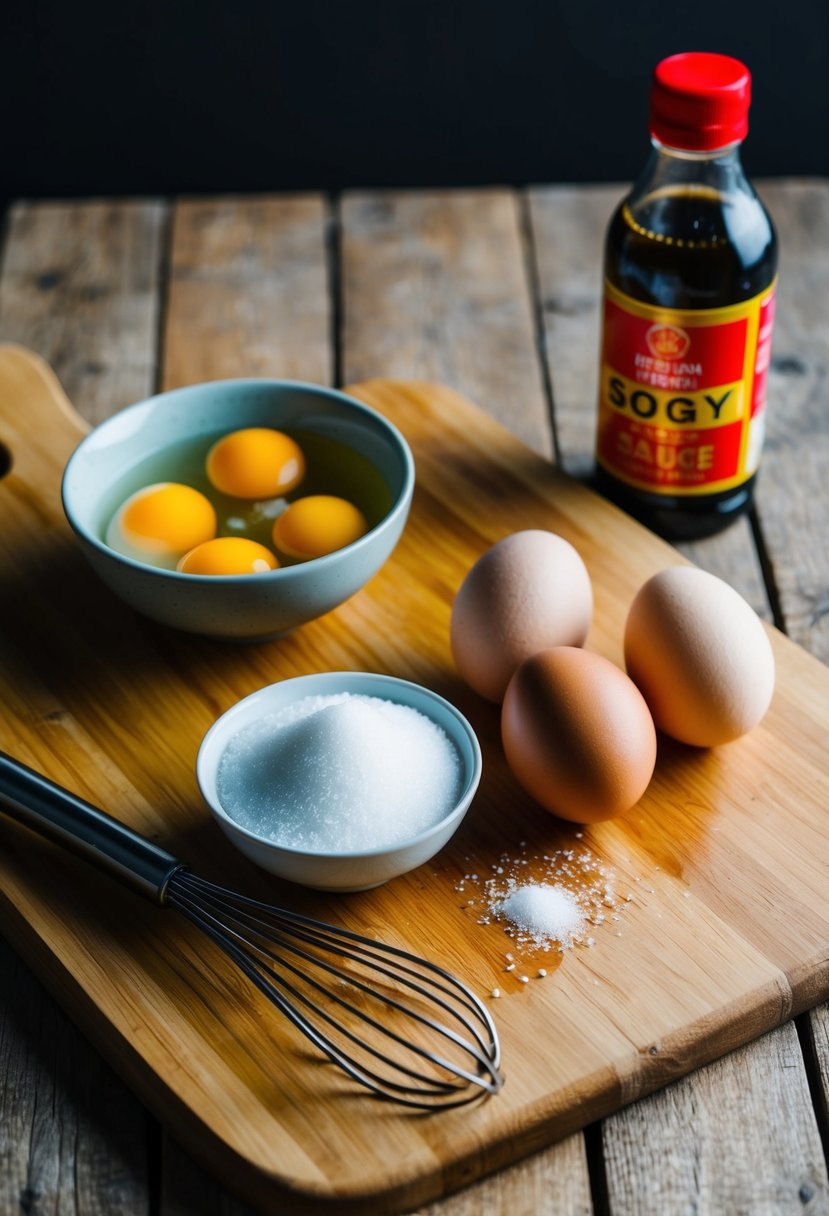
[596,280,776,496]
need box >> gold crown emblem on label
[646,324,691,360]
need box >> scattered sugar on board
[217,692,462,852]
[493,883,584,947]
[454,842,639,985]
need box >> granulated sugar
[217,693,462,852]
[455,842,630,980]
[493,883,584,947]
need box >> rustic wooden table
[0,182,827,1215]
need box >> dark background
[4,0,827,203]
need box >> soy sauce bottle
[594,52,777,539]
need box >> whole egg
[451,530,593,702]
[501,647,657,823]
[624,566,775,747]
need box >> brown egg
[451,530,593,702]
[624,566,775,747]
[501,647,657,823]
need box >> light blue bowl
[196,672,482,892]
[62,380,415,640]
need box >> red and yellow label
[596,280,776,495]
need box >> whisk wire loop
[169,883,478,1098]
[182,878,499,1066]
[0,754,504,1111]
[168,871,503,1108]
[176,874,500,1053]
[188,898,495,1092]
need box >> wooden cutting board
[1,344,828,1213]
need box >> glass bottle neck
[651,137,743,162]
[629,138,752,206]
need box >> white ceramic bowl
[196,671,482,892]
[61,379,414,640]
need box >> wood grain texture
[526,183,826,1216]
[1,351,829,1212]
[601,1022,829,1215]
[338,188,588,1213]
[809,1005,829,1155]
[159,189,588,1215]
[164,1140,590,1216]
[0,202,164,1216]
[753,180,829,662]
[156,192,333,1216]
[525,185,618,480]
[0,935,151,1216]
[3,177,821,1216]
[413,1134,592,1216]
[526,184,772,620]
[558,177,829,1216]
[162,196,332,391]
[340,190,551,454]
[0,199,165,423]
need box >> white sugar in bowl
[196,671,482,892]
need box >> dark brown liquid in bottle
[595,184,777,539]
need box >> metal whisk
[0,752,503,1109]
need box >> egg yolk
[177,537,280,575]
[107,483,216,566]
[272,495,369,561]
[206,428,305,499]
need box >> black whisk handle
[0,750,183,903]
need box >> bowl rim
[61,377,415,584]
[196,671,482,861]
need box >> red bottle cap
[650,52,751,151]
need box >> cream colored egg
[624,566,775,747]
[450,530,593,702]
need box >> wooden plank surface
[340,190,552,455]
[529,178,829,1216]
[155,193,332,1215]
[601,1022,828,1216]
[161,1125,594,1216]
[0,200,164,1216]
[1,184,828,1215]
[0,935,152,1216]
[162,195,333,391]
[752,180,829,663]
[1,350,829,1212]
[338,188,594,1216]
[414,1134,593,1216]
[0,199,166,422]
[810,1005,829,1158]
[162,189,594,1216]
